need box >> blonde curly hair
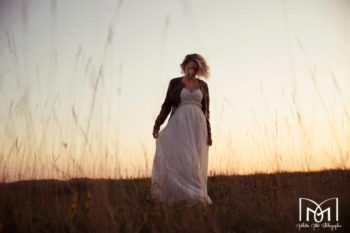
[180,53,210,79]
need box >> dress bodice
[179,88,203,108]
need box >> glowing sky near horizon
[0,0,350,181]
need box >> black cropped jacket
[153,77,212,143]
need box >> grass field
[1,169,349,233]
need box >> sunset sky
[0,0,349,182]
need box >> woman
[151,53,213,205]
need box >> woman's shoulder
[168,77,183,87]
[198,78,207,84]
[170,77,182,83]
[198,78,208,88]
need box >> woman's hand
[153,130,159,139]
[207,138,212,146]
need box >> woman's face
[184,61,198,78]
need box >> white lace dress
[151,87,212,204]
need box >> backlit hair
[180,53,210,79]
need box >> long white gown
[151,87,212,204]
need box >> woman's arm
[153,79,174,135]
[205,83,212,145]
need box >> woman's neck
[183,75,196,81]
